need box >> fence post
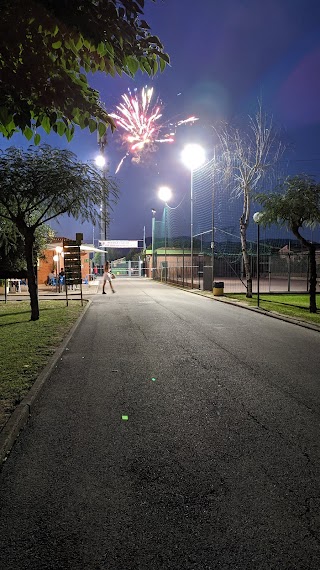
[287,251,291,292]
[268,254,271,293]
[183,247,185,288]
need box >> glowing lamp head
[158,186,172,203]
[95,154,106,168]
[181,143,206,171]
[253,212,263,224]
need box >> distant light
[181,144,206,171]
[95,154,106,168]
[158,186,172,203]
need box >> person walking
[102,261,115,294]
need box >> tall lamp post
[181,144,206,289]
[96,134,108,267]
[253,212,262,307]
[151,208,156,278]
[158,186,172,282]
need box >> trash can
[213,281,224,296]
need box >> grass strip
[225,293,320,326]
[0,300,86,430]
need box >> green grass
[225,293,320,326]
[0,300,87,430]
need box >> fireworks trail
[110,87,198,172]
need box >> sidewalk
[0,279,100,302]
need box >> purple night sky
[1,0,320,244]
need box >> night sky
[1,0,320,244]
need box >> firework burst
[110,87,198,172]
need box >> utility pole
[97,133,108,266]
[143,225,146,277]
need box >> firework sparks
[111,87,198,172]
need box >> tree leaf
[23,126,33,140]
[57,122,66,136]
[98,122,107,138]
[41,116,51,134]
[88,119,97,133]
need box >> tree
[0,217,53,273]
[0,145,119,320]
[215,103,286,297]
[0,0,169,143]
[256,175,320,313]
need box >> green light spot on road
[122,415,129,421]
[151,377,156,381]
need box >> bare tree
[215,103,286,297]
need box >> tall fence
[152,157,320,293]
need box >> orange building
[38,239,102,286]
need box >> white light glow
[158,186,172,203]
[181,144,206,171]
[95,154,106,168]
[253,212,263,223]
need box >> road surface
[1,279,320,569]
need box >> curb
[0,299,92,465]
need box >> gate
[111,259,145,277]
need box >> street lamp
[151,208,156,278]
[96,134,108,267]
[253,212,262,307]
[158,186,172,282]
[181,143,206,289]
[53,245,63,292]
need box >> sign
[99,240,139,248]
[63,239,82,285]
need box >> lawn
[0,300,87,430]
[225,293,320,326]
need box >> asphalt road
[1,279,320,569]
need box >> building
[38,239,105,286]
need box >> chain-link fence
[152,157,320,292]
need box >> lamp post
[151,208,156,278]
[53,245,63,292]
[158,186,172,282]
[181,144,206,289]
[96,134,107,267]
[253,212,262,307]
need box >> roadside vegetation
[0,300,86,430]
[225,293,320,326]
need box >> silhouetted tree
[0,145,118,320]
[256,174,320,313]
